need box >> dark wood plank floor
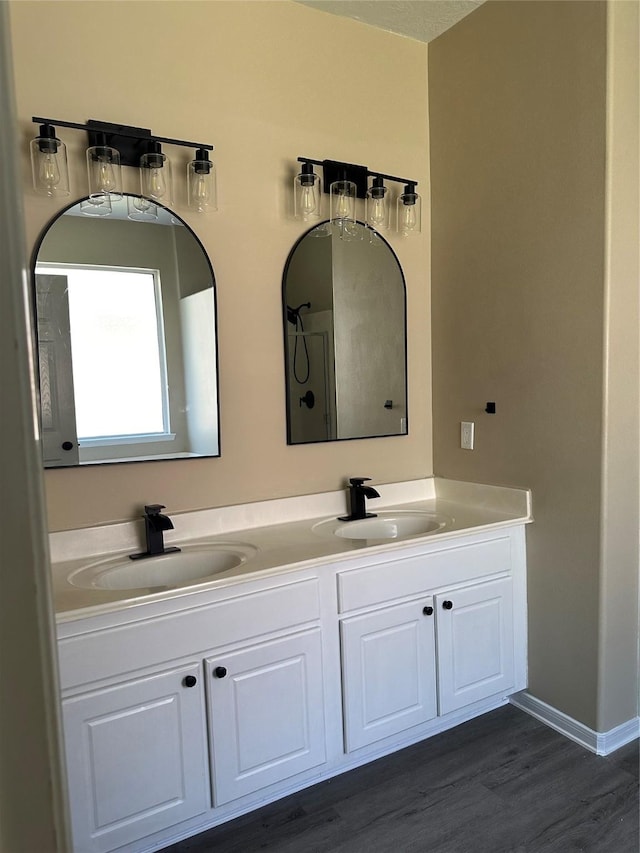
[163,706,639,853]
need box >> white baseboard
[510,691,639,755]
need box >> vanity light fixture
[293,161,322,221]
[30,124,70,197]
[294,157,420,236]
[187,148,217,213]
[86,132,122,202]
[30,116,216,214]
[365,176,390,231]
[397,182,422,237]
[329,178,357,236]
[140,140,172,204]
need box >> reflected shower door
[287,331,334,443]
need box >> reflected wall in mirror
[33,194,220,467]
[283,222,407,444]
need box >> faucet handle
[144,504,166,516]
[349,477,371,487]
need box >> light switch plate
[461,421,474,450]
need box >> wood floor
[163,706,639,853]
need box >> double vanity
[33,191,531,853]
[51,477,532,853]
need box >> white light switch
[461,421,474,450]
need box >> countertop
[50,478,533,621]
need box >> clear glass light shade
[365,180,390,231]
[140,149,172,204]
[127,195,158,222]
[294,168,321,221]
[397,189,422,236]
[30,131,70,197]
[330,180,358,241]
[86,145,122,201]
[80,193,112,217]
[187,156,217,213]
[329,180,356,223]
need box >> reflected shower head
[287,302,311,326]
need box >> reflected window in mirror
[36,265,171,443]
[282,221,408,444]
[32,194,220,467]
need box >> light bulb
[330,180,356,232]
[38,152,61,192]
[147,167,166,199]
[87,144,122,200]
[336,191,351,220]
[140,145,171,204]
[397,184,420,236]
[300,184,318,217]
[31,125,70,197]
[96,158,117,193]
[192,173,210,204]
[188,153,216,212]
[401,202,417,232]
[294,165,320,220]
[189,172,211,212]
[369,197,387,226]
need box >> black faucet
[129,504,181,560]
[338,477,381,522]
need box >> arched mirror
[32,194,220,467]
[283,222,407,444]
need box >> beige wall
[429,0,638,731]
[9,0,431,531]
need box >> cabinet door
[436,577,514,716]
[341,599,437,752]
[63,663,209,853]
[206,629,326,806]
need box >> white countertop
[50,478,533,620]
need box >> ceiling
[295,1,486,43]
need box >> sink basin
[313,511,451,542]
[68,543,257,591]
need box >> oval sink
[68,543,257,591]
[313,511,451,542]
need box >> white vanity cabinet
[57,576,326,853]
[341,599,438,751]
[206,628,326,805]
[55,521,528,853]
[62,663,210,853]
[338,530,524,752]
[435,577,514,715]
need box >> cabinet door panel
[436,578,514,715]
[63,663,209,853]
[341,600,437,752]
[207,629,326,805]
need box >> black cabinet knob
[214,666,227,679]
[61,441,74,451]
[422,605,434,616]
[183,675,197,688]
[442,600,453,610]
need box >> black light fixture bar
[32,116,213,168]
[297,156,417,199]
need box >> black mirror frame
[30,193,222,468]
